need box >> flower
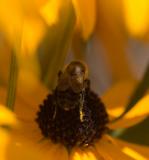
[0,1,149,159]
[1,79,148,160]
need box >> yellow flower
[1,79,148,160]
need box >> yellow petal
[0,129,10,160]
[108,94,149,129]
[39,141,69,160]
[96,0,134,82]
[15,80,48,120]
[21,17,46,55]
[13,81,48,142]
[102,80,137,120]
[95,135,134,160]
[72,0,96,40]
[0,0,23,43]
[12,120,43,144]
[70,146,103,160]
[0,104,17,126]
[6,135,43,160]
[123,0,149,37]
[0,0,46,54]
[115,138,149,160]
[40,0,62,26]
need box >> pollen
[36,88,109,149]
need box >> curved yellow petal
[102,81,137,120]
[115,138,149,160]
[40,0,62,26]
[0,0,46,55]
[39,141,68,160]
[0,129,10,160]
[108,94,149,129]
[123,0,149,37]
[21,17,46,55]
[70,146,103,160]
[15,80,48,121]
[95,135,134,160]
[0,0,23,43]
[12,120,43,144]
[96,0,134,82]
[0,105,17,126]
[6,135,43,160]
[72,0,96,40]
[13,81,48,143]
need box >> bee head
[66,60,87,80]
[57,61,88,93]
[65,61,88,92]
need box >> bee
[57,61,89,93]
[54,61,90,121]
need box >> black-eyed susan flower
[0,1,149,159]
[1,61,147,160]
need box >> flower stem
[6,52,18,110]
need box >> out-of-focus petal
[6,135,43,160]
[70,146,104,160]
[0,105,17,126]
[96,0,134,81]
[0,0,46,55]
[72,0,96,40]
[123,0,149,37]
[115,138,149,160]
[16,80,48,115]
[108,94,149,129]
[40,0,62,26]
[0,0,23,43]
[12,79,48,143]
[17,53,42,96]
[102,81,137,120]
[0,129,10,160]
[21,18,46,55]
[95,135,134,160]
[0,105,16,160]
[0,81,48,143]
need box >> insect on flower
[36,61,109,149]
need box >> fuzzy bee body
[36,61,109,148]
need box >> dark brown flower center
[36,88,109,149]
